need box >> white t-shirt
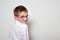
[8,21,29,40]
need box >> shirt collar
[15,20,28,28]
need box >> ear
[14,16,18,20]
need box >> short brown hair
[14,5,28,17]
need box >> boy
[9,5,29,40]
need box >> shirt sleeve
[8,23,29,40]
[26,27,29,40]
[8,27,23,40]
[22,26,29,40]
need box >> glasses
[18,15,28,18]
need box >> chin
[23,22,27,24]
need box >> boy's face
[14,11,28,24]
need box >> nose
[24,17,27,21]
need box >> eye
[20,16,24,18]
[19,15,28,18]
[26,15,28,18]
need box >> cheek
[18,18,23,22]
[19,19,23,21]
[22,18,25,21]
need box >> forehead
[18,11,28,16]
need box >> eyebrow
[21,15,28,17]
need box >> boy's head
[14,5,28,24]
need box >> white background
[0,0,60,40]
